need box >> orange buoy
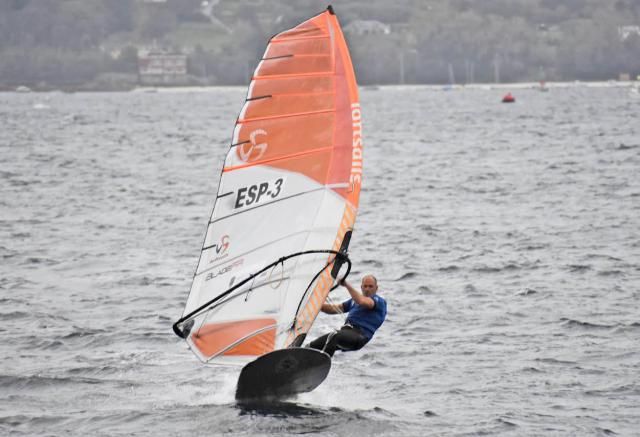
[502,92,515,103]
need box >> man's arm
[341,279,375,309]
[321,302,344,314]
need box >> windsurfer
[308,275,387,357]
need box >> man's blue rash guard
[342,295,387,340]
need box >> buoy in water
[502,92,515,103]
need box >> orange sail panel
[179,7,362,364]
[191,319,276,357]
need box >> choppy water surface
[1,85,639,436]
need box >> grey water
[1,85,639,436]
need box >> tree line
[0,0,639,89]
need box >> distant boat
[502,92,515,103]
[443,63,455,91]
[16,86,31,93]
[539,80,549,92]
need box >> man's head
[360,275,378,297]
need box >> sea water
[1,85,639,436]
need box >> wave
[611,322,640,333]
[394,272,417,281]
[0,297,27,305]
[0,170,21,178]
[534,357,577,366]
[521,243,549,250]
[472,266,504,273]
[0,277,36,290]
[234,401,400,434]
[416,224,440,233]
[0,374,100,389]
[472,262,537,273]
[65,365,121,377]
[0,311,30,320]
[574,366,606,375]
[464,284,479,293]
[1,247,19,260]
[567,264,592,272]
[594,427,618,435]
[497,417,518,427]
[113,275,178,287]
[361,259,383,268]
[616,143,638,150]
[438,265,460,272]
[61,326,108,339]
[122,314,173,323]
[585,384,639,397]
[560,318,615,330]
[585,253,623,262]
[0,414,69,429]
[237,400,338,418]
[23,256,59,266]
[597,269,624,277]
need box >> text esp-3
[235,178,283,209]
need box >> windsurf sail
[173,6,362,364]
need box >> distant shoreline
[2,80,637,94]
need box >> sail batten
[175,7,361,364]
[238,108,335,123]
[209,188,329,225]
[252,72,336,80]
[271,35,330,43]
[251,91,335,98]
[223,145,338,173]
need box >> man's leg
[335,326,368,352]
[308,326,368,357]
[308,331,339,356]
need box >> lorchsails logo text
[350,103,362,188]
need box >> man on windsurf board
[308,275,387,357]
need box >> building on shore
[137,49,188,85]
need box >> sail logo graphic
[238,129,268,162]
[209,234,230,263]
[215,235,230,255]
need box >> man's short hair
[363,275,377,286]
